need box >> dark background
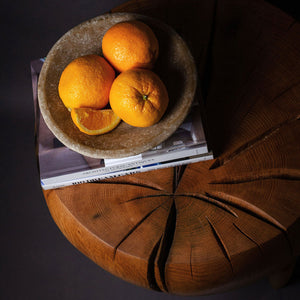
[1,0,299,299]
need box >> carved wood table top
[43,0,300,295]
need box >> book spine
[41,152,213,190]
[41,168,143,190]
[40,145,209,189]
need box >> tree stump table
[43,0,300,295]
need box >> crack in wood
[206,216,233,273]
[176,193,238,218]
[113,203,163,260]
[233,222,263,255]
[155,199,177,292]
[209,114,300,170]
[209,168,300,184]
[173,165,187,193]
[147,237,162,292]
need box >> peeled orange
[102,20,159,73]
[109,68,169,127]
[58,54,115,110]
[71,108,121,135]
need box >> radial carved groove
[206,216,234,273]
[287,19,297,30]
[189,246,193,279]
[270,81,300,103]
[210,168,300,184]
[210,115,300,170]
[233,222,263,255]
[206,191,287,232]
[176,193,238,217]
[201,0,218,103]
[94,180,164,192]
[147,237,163,292]
[122,194,171,203]
[113,203,163,259]
[155,199,177,292]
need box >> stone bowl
[38,12,197,158]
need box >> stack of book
[31,59,213,190]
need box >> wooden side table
[43,0,300,295]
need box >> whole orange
[58,54,115,110]
[109,68,169,127]
[102,20,159,73]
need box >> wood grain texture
[43,0,300,295]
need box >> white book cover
[31,59,213,190]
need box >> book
[31,59,213,190]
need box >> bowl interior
[38,13,197,158]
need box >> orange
[109,68,169,127]
[58,54,115,110]
[70,108,121,135]
[102,20,159,73]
